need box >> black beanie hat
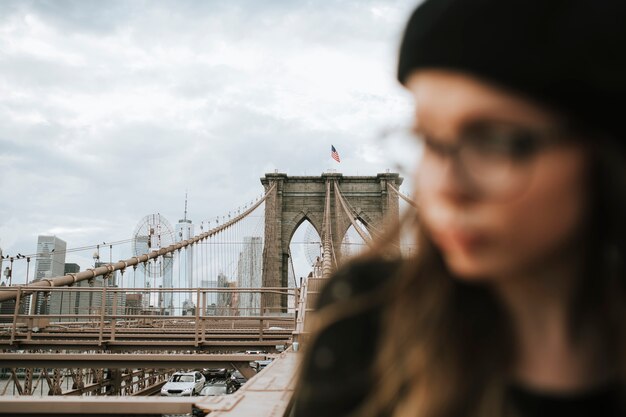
[398,0,626,140]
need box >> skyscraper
[236,236,263,315]
[49,263,80,320]
[175,195,194,312]
[34,236,66,281]
[161,253,174,314]
[49,262,126,321]
[32,235,67,314]
[217,272,235,316]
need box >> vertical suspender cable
[322,180,333,279]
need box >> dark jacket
[292,259,399,417]
[292,259,624,417]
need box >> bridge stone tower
[261,172,402,311]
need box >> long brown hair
[344,137,626,417]
[356,219,513,417]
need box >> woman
[292,1,625,416]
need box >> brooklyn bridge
[0,172,413,417]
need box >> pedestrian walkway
[196,349,299,416]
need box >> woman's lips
[431,229,489,252]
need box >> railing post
[26,290,41,341]
[259,289,264,342]
[194,288,201,346]
[98,286,106,346]
[111,288,118,342]
[10,287,22,344]
[200,290,206,343]
[294,287,300,328]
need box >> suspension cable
[333,181,386,241]
[0,184,277,302]
[387,182,418,208]
[333,182,373,245]
[321,180,334,279]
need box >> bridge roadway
[0,349,299,416]
[1,353,268,375]
[0,273,319,415]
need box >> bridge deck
[196,349,299,416]
[0,350,300,416]
[0,353,268,368]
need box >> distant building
[228,281,239,316]
[236,236,263,315]
[0,299,14,323]
[216,273,239,316]
[217,273,229,313]
[125,293,142,315]
[48,263,84,320]
[48,261,125,321]
[34,236,67,281]
[32,235,67,314]
[161,253,174,314]
[176,220,194,287]
[175,196,194,313]
[200,279,218,313]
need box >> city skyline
[0,0,418,283]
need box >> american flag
[331,145,341,163]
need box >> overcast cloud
[0,0,418,283]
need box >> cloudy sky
[0,0,419,283]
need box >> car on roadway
[202,368,231,380]
[200,378,237,396]
[250,359,273,373]
[230,370,246,387]
[160,371,205,396]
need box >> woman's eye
[423,136,450,157]
[506,132,539,159]
[465,127,540,160]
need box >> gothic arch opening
[289,218,322,283]
[340,219,371,260]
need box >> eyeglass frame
[381,120,577,199]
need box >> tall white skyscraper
[33,235,66,314]
[175,195,194,312]
[237,236,263,315]
[34,236,67,280]
[162,253,174,314]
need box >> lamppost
[3,265,11,286]
[90,251,100,315]
[25,257,30,284]
[3,257,13,286]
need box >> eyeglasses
[381,121,568,199]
